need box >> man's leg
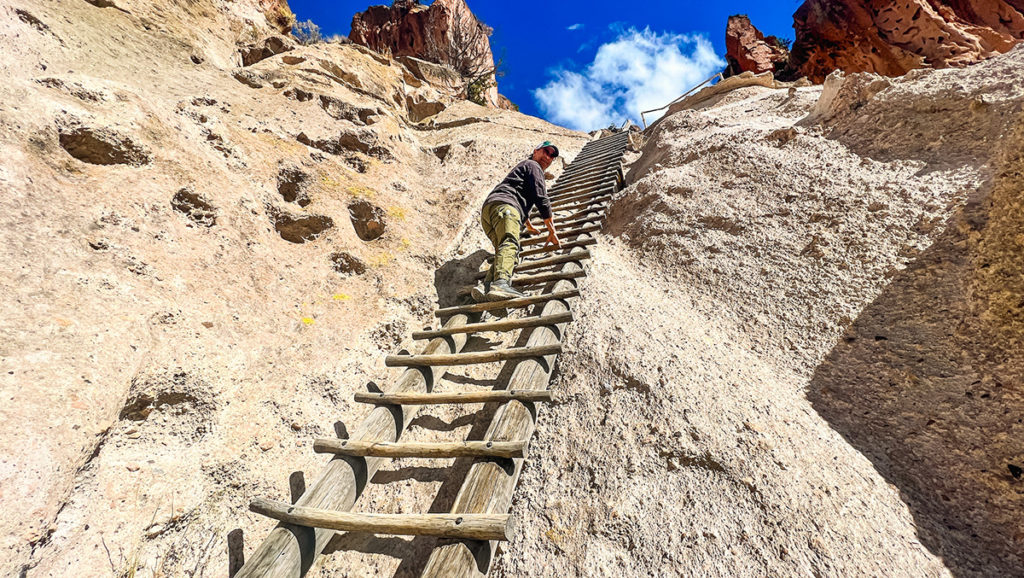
[485,204,524,301]
[471,205,499,302]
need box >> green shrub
[467,76,493,106]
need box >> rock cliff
[4,0,1024,576]
[730,0,1024,82]
[349,0,506,108]
[0,0,582,575]
[725,15,789,76]
[789,0,1024,82]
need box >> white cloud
[533,27,725,131]
[567,23,584,31]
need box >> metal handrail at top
[640,71,724,129]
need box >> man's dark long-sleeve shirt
[482,159,552,223]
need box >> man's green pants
[481,202,521,284]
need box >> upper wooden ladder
[235,131,633,577]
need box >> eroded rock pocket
[331,251,367,276]
[119,369,218,439]
[348,199,386,241]
[59,126,150,166]
[172,188,217,227]
[271,209,333,243]
[277,167,311,207]
[296,129,393,161]
[318,95,378,125]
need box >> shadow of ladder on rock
[234,131,633,578]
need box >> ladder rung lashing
[313,439,526,459]
[353,390,555,405]
[249,499,513,541]
[412,312,573,339]
[385,343,562,367]
[433,289,580,317]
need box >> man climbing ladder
[472,141,561,302]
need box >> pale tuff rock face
[493,47,1024,577]
[0,0,584,575]
[5,0,1024,577]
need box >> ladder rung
[354,390,555,405]
[565,204,609,222]
[486,238,596,263]
[473,251,591,279]
[552,168,619,192]
[530,215,603,233]
[313,439,526,458]
[552,194,613,214]
[550,184,616,205]
[412,312,573,339]
[521,224,601,246]
[550,175,618,197]
[249,498,512,541]
[385,343,562,367]
[434,289,579,318]
[457,270,586,296]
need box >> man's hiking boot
[485,280,525,302]
[470,282,489,303]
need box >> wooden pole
[420,262,583,577]
[249,499,513,542]
[521,224,601,246]
[312,439,527,459]
[434,289,579,318]
[235,314,472,578]
[551,166,619,192]
[385,343,562,367]
[533,214,605,232]
[457,270,586,296]
[550,185,615,206]
[549,175,617,199]
[560,150,623,175]
[353,390,555,405]
[552,194,613,215]
[486,239,596,263]
[473,251,591,279]
[411,312,573,340]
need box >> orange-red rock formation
[349,0,506,107]
[725,15,790,76]
[787,0,1024,82]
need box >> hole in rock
[59,126,150,166]
[347,199,386,241]
[272,210,333,244]
[331,252,367,276]
[283,88,314,102]
[171,189,217,227]
[277,167,311,207]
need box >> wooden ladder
[235,131,633,577]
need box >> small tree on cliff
[422,0,500,105]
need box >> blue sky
[286,1,800,130]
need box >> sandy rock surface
[4,0,1024,577]
[496,47,1024,577]
[0,1,584,575]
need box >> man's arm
[542,217,560,248]
[526,161,558,246]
